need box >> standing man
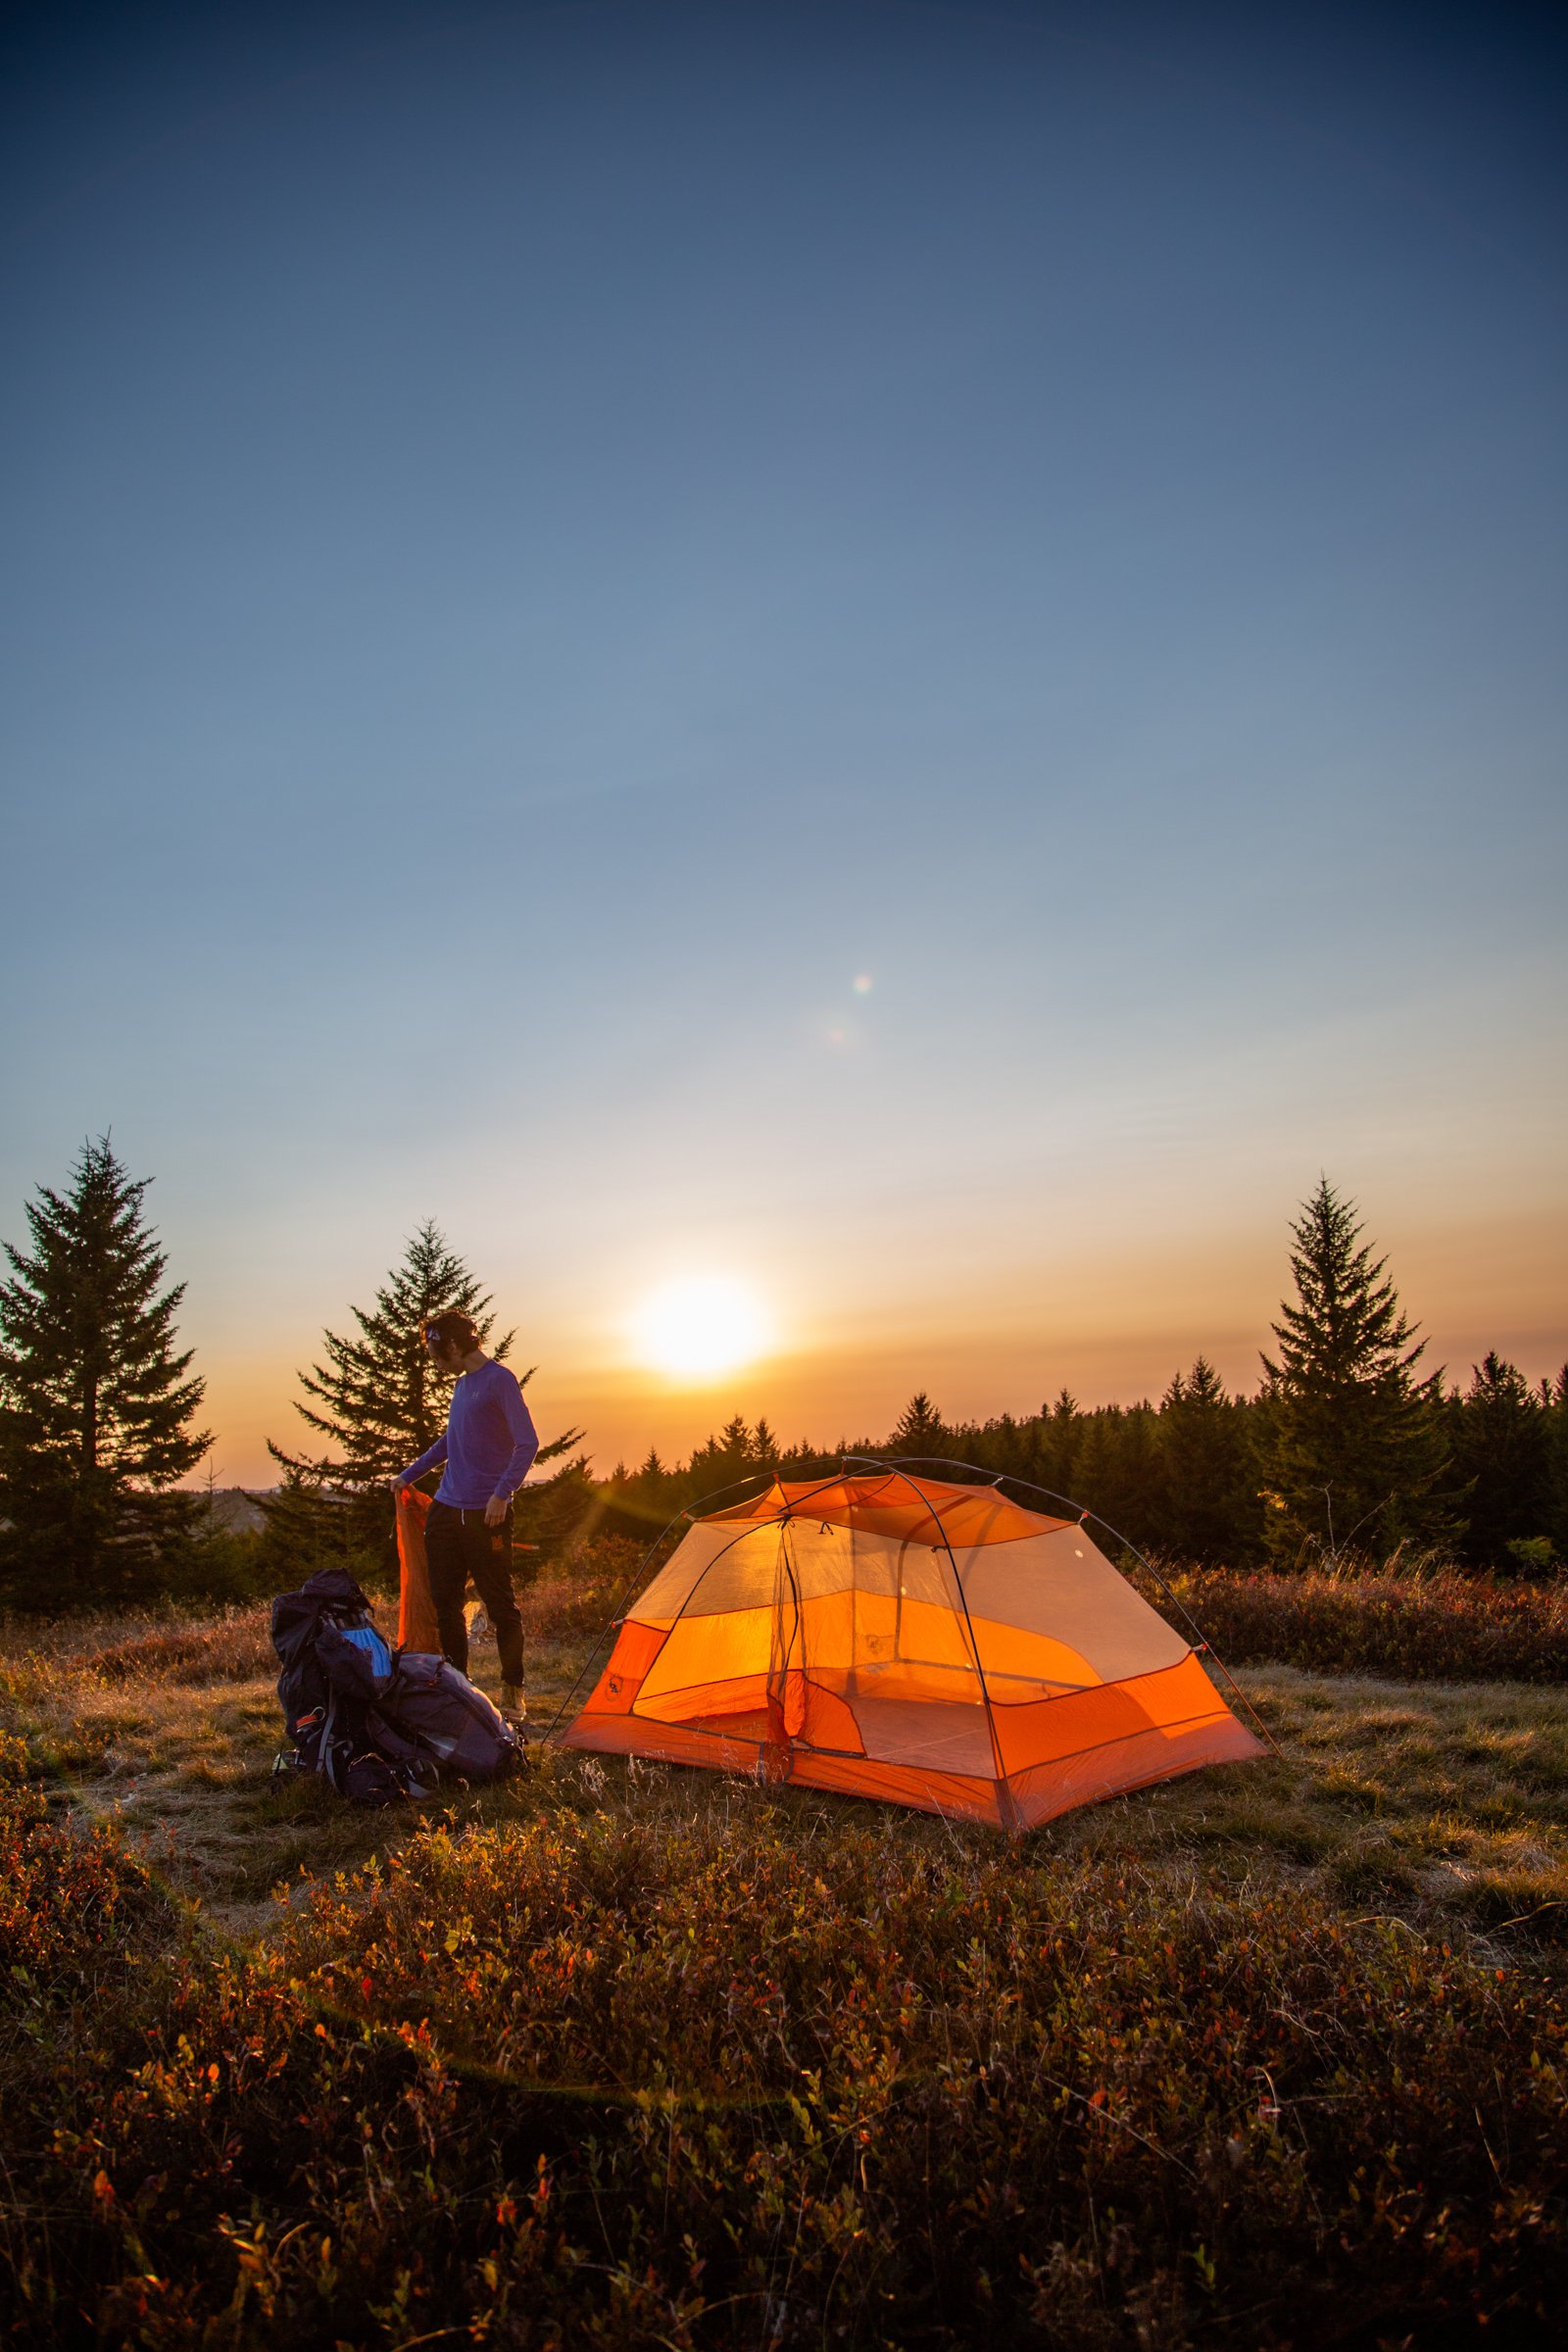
[391,1310,537,1717]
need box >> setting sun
[631,1276,772,1379]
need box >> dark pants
[424,1501,525,1687]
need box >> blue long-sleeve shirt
[401,1358,539,1508]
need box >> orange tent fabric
[559,1471,1261,1832]
[395,1486,442,1653]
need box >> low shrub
[1166,1566,1568,1685]
[0,1735,168,1987]
[0,1741,177,2324]
[5,1790,1566,2347]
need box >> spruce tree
[0,1138,209,1602]
[1449,1353,1552,1570]
[1157,1356,1262,1566]
[1034,1389,1082,1504]
[1259,1179,1449,1565]
[888,1392,948,1458]
[268,1220,582,1564]
[752,1416,781,1472]
[1544,1367,1568,1566]
[684,1415,764,1501]
[1068,1401,1165,1546]
[270,1220,508,1491]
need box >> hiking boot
[501,1683,526,1723]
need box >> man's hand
[484,1494,509,1529]
[389,1476,410,1499]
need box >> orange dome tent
[558,1466,1263,1832]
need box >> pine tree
[752,1416,781,1472]
[1259,1179,1450,1565]
[267,1220,582,1566]
[1035,1389,1082,1504]
[254,1463,364,1585]
[1068,1402,1165,1545]
[1448,1353,1552,1570]
[685,1415,762,1501]
[0,1138,209,1601]
[1544,1367,1568,1566]
[270,1220,508,1491]
[1157,1356,1262,1566]
[889,1392,948,1458]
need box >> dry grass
[0,1592,607,1926]
[3,1592,1568,1966]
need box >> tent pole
[847,1455,1018,1833]
[541,1467,777,1742]
[856,1454,1282,1763]
[543,1462,862,1747]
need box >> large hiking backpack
[270,1570,520,1802]
[375,1652,519,1784]
[270,1569,433,1804]
[272,1567,370,1771]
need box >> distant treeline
[584,1180,1568,1577]
[3,1140,1562,1606]
[591,1352,1568,1575]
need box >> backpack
[270,1569,435,1803]
[270,1570,520,1801]
[374,1652,520,1785]
[271,1568,371,1771]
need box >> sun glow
[632,1276,772,1379]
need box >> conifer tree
[1068,1401,1165,1545]
[1157,1356,1261,1565]
[752,1416,781,1471]
[1449,1353,1551,1569]
[685,1415,763,1500]
[254,1463,365,1585]
[0,1138,209,1600]
[1034,1389,1082,1503]
[270,1221,508,1491]
[268,1221,581,1563]
[966,1409,1034,1484]
[1259,1179,1449,1565]
[1544,1367,1568,1566]
[889,1392,948,1458]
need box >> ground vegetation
[3,1577,1568,2346]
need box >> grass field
[3,1574,1567,2347]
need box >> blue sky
[2,0,1564,1481]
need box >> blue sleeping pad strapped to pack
[338,1623,395,1677]
[271,1568,381,1783]
[272,1568,522,1801]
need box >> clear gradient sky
[2,0,1565,1486]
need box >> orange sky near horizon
[192,1192,1568,1491]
